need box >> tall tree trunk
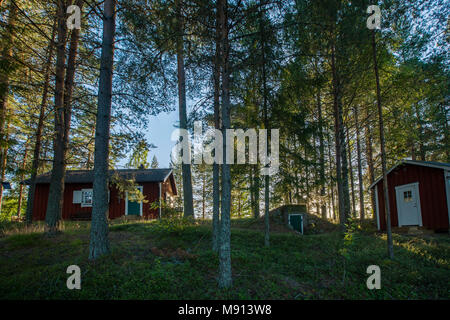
[16,147,28,217]
[253,166,260,218]
[411,140,416,160]
[249,166,255,214]
[86,125,95,169]
[259,0,270,247]
[414,104,426,161]
[317,88,326,219]
[218,0,232,288]
[346,128,356,217]
[331,42,349,230]
[0,1,17,214]
[176,0,194,218]
[0,120,9,213]
[327,134,336,221]
[372,31,393,259]
[327,131,336,221]
[354,106,365,221]
[202,171,206,219]
[443,105,450,162]
[264,174,270,246]
[238,193,241,217]
[304,148,309,200]
[63,0,83,164]
[89,0,116,260]
[45,0,69,235]
[0,0,16,150]
[365,106,376,221]
[330,181,336,221]
[212,157,220,248]
[340,119,351,224]
[25,20,57,224]
[212,6,221,252]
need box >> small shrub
[153,216,195,235]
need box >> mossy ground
[0,218,448,299]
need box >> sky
[117,108,179,169]
[145,109,179,168]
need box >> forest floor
[0,218,449,299]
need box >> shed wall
[375,164,449,230]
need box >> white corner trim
[125,185,143,216]
[159,182,162,219]
[416,184,423,227]
[444,170,450,226]
[375,185,380,230]
[163,170,172,183]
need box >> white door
[395,182,422,226]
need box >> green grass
[0,219,448,299]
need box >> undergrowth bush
[153,216,196,235]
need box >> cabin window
[74,189,109,207]
[81,189,93,207]
[403,190,412,202]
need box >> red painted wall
[375,164,449,231]
[32,182,165,221]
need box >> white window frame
[125,186,143,216]
[81,189,93,208]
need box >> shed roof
[369,160,450,189]
[21,168,174,185]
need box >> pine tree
[151,155,159,168]
[89,0,117,260]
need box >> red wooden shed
[369,160,450,232]
[22,168,177,221]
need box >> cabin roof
[369,160,450,189]
[21,168,174,185]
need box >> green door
[127,200,141,215]
[289,214,303,234]
[127,187,142,216]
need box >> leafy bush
[153,216,195,235]
[339,217,361,259]
[149,200,183,219]
[0,197,21,221]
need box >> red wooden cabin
[22,169,177,221]
[369,160,450,232]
